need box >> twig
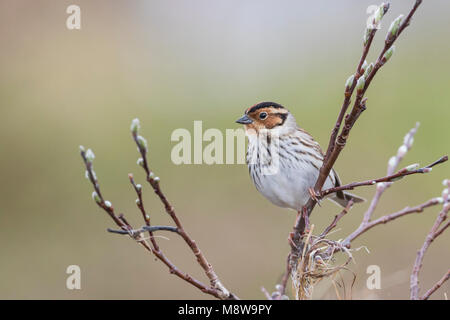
[261,287,272,300]
[410,180,450,300]
[81,148,228,299]
[80,119,238,300]
[321,156,448,198]
[320,200,353,238]
[362,123,419,224]
[421,270,450,300]
[131,120,237,300]
[107,225,179,236]
[342,197,443,247]
[282,1,425,298]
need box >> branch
[107,225,179,236]
[314,124,449,300]
[281,0,426,298]
[321,124,448,250]
[131,119,237,300]
[342,197,443,247]
[321,156,448,198]
[80,119,238,300]
[320,200,354,238]
[411,180,450,300]
[421,270,450,300]
[361,122,420,225]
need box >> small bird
[236,101,364,212]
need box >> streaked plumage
[236,102,364,211]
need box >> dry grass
[291,225,361,300]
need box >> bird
[236,101,364,213]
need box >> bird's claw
[308,187,322,206]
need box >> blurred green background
[0,0,449,299]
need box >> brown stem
[132,130,238,300]
[343,198,442,247]
[320,200,353,238]
[321,156,448,198]
[280,1,425,298]
[421,270,450,300]
[410,181,450,300]
[81,140,238,300]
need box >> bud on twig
[92,191,101,204]
[137,135,148,151]
[375,3,389,24]
[397,145,408,158]
[388,156,397,169]
[85,149,95,163]
[131,118,140,134]
[104,201,112,208]
[137,158,144,167]
[136,184,142,192]
[382,46,395,65]
[361,60,368,74]
[345,75,355,91]
[376,182,386,191]
[364,62,374,78]
[356,75,365,92]
[387,15,404,42]
[405,163,419,172]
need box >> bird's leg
[308,187,322,206]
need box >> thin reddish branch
[342,197,443,248]
[324,26,378,165]
[316,124,449,300]
[421,270,450,300]
[280,1,426,298]
[320,200,353,238]
[81,148,230,299]
[362,123,420,224]
[80,121,238,300]
[410,180,450,300]
[129,173,160,251]
[312,0,423,222]
[320,156,448,198]
[131,127,237,300]
[363,0,423,95]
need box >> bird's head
[236,102,296,135]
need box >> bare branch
[411,180,450,300]
[362,122,420,225]
[343,197,443,247]
[320,200,354,238]
[107,225,179,236]
[131,121,237,300]
[80,119,238,300]
[321,156,448,198]
[282,1,426,298]
[421,270,450,300]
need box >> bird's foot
[308,187,322,206]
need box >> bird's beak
[235,114,253,124]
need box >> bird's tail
[329,191,365,208]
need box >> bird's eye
[259,112,268,120]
